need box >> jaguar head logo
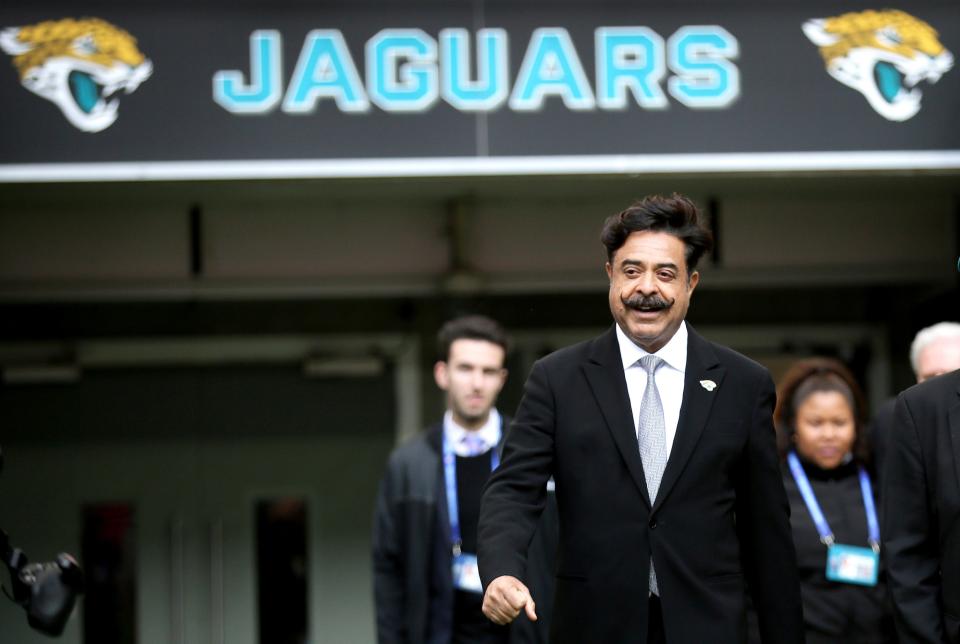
[803,9,953,121]
[0,17,152,132]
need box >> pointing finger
[525,597,538,622]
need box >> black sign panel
[0,2,957,170]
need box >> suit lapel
[652,326,725,513]
[582,326,652,506]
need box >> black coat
[867,397,897,488]
[372,420,558,644]
[782,457,895,643]
[478,325,804,644]
[883,369,960,644]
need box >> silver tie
[637,354,666,595]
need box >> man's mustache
[622,294,672,311]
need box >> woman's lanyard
[442,432,500,557]
[787,450,880,553]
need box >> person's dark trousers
[648,595,666,644]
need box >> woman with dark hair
[772,357,895,644]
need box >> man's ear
[434,361,449,391]
[688,270,700,292]
[605,262,613,281]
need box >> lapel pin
[700,379,717,392]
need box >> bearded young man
[373,315,557,644]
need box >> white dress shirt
[615,321,688,460]
[443,408,502,457]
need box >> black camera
[2,533,84,636]
[1,447,84,637]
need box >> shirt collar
[615,321,688,373]
[443,408,502,452]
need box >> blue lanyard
[442,432,500,556]
[787,450,880,552]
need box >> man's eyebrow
[620,259,679,270]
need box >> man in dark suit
[882,368,960,643]
[870,321,960,482]
[373,315,557,644]
[478,195,804,643]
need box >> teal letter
[667,26,740,108]
[509,28,595,111]
[596,27,667,110]
[213,30,282,113]
[440,28,508,111]
[283,30,369,113]
[367,29,438,112]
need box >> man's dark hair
[600,193,714,273]
[436,315,510,362]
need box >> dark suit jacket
[882,369,960,644]
[373,419,558,644]
[868,396,897,487]
[478,324,804,644]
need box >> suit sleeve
[478,359,556,589]
[509,490,560,644]
[882,392,945,643]
[371,457,407,644]
[737,372,805,644]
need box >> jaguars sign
[212,26,740,115]
[803,9,953,122]
[0,4,957,171]
[0,17,151,132]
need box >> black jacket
[479,325,803,644]
[373,420,558,644]
[782,457,896,643]
[867,397,897,488]
[883,370,960,644]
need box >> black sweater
[453,451,509,644]
[784,457,896,644]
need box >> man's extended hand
[482,575,537,625]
